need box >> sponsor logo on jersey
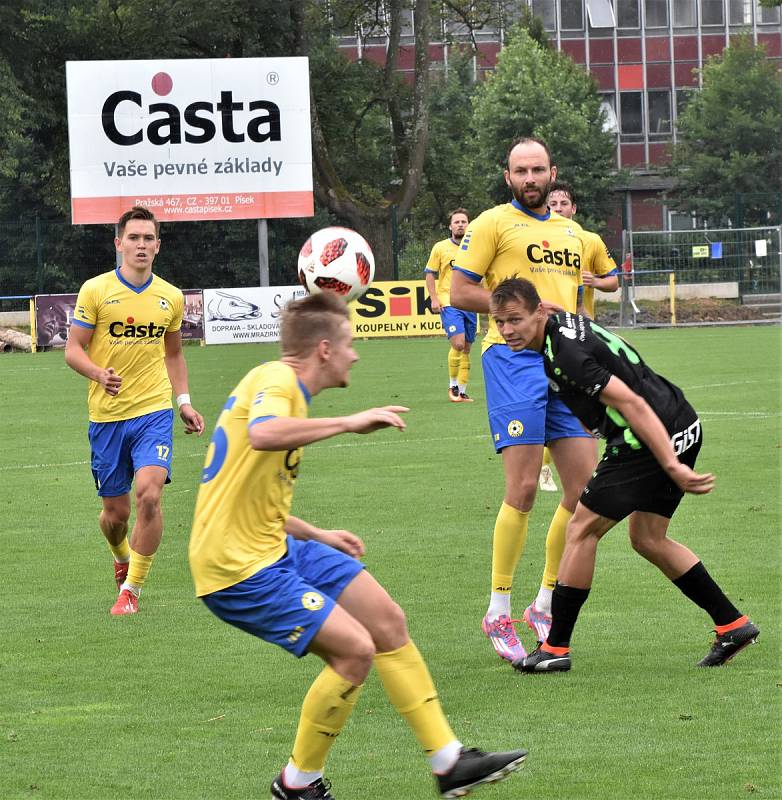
[527,242,581,268]
[559,325,577,340]
[108,318,166,338]
[158,298,169,310]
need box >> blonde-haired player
[424,208,476,402]
[189,291,527,799]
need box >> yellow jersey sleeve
[580,230,618,318]
[189,361,308,597]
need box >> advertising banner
[350,280,443,338]
[203,285,307,345]
[66,58,313,224]
[35,289,203,348]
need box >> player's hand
[180,405,205,436]
[319,529,366,558]
[541,301,565,314]
[98,367,122,396]
[668,463,715,494]
[430,299,442,313]
[345,406,409,434]
[581,270,596,286]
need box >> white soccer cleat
[538,464,558,492]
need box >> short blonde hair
[281,292,351,356]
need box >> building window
[672,0,697,26]
[646,0,669,27]
[599,92,620,132]
[648,90,672,138]
[620,91,644,138]
[700,0,725,25]
[561,0,585,30]
[586,0,616,26]
[729,0,752,24]
[616,0,640,27]
[668,210,697,230]
[757,1,780,23]
[676,87,697,120]
[531,0,557,30]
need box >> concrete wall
[0,311,31,326]
[598,281,739,303]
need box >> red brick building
[335,1,781,248]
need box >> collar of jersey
[297,377,312,405]
[115,266,153,294]
[510,198,551,222]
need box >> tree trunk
[353,216,394,280]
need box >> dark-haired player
[424,208,477,402]
[189,291,527,799]
[487,277,758,672]
[65,206,204,615]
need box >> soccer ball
[297,227,375,303]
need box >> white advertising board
[66,58,312,224]
[203,286,307,345]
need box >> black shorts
[579,412,702,522]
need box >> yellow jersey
[71,268,183,422]
[454,202,584,349]
[424,238,461,306]
[579,229,618,318]
[189,361,309,597]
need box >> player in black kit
[487,278,758,672]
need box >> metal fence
[619,225,782,326]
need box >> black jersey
[540,313,692,451]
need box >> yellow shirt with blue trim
[189,361,309,597]
[71,268,183,422]
[424,238,461,306]
[454,202,584,350]
[579,229,618,318]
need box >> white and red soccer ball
[297,227,375,303]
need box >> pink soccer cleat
[113,560,129,591]
[481,614,527,662]
[523,602,553,644]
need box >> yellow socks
[374,640,457,755]
[125,548,155,594]
[491,502,529,595]
[457,352,470,387]
[541,504,573,592]
[290,665,363,773]
[447,347,461,381]
[542,447,552,466]
[108,537,131,563]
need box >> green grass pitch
[1,325,779,799]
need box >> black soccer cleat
[697,620,759,667]
[271,773,335,800]
[513,645,571,673]
[436,746,527,798]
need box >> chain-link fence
[617,226,782,326]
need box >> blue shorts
[441,306,477,343]
[201,536,366,658]
[482,344,591,452]
[88,408,174,497]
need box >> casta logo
[101,72,282,146]
[109,320,166,338]
[527,242,581,268]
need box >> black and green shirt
[540,313,691,451]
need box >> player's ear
[114,237,121,251]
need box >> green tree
[667,36,782,226]
[469,25,618,232]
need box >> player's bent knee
[370,600,408,652]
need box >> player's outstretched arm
[285,515,365,557]
[64,324,122,395]
[599,376,715,495]
[249,406,408,452]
